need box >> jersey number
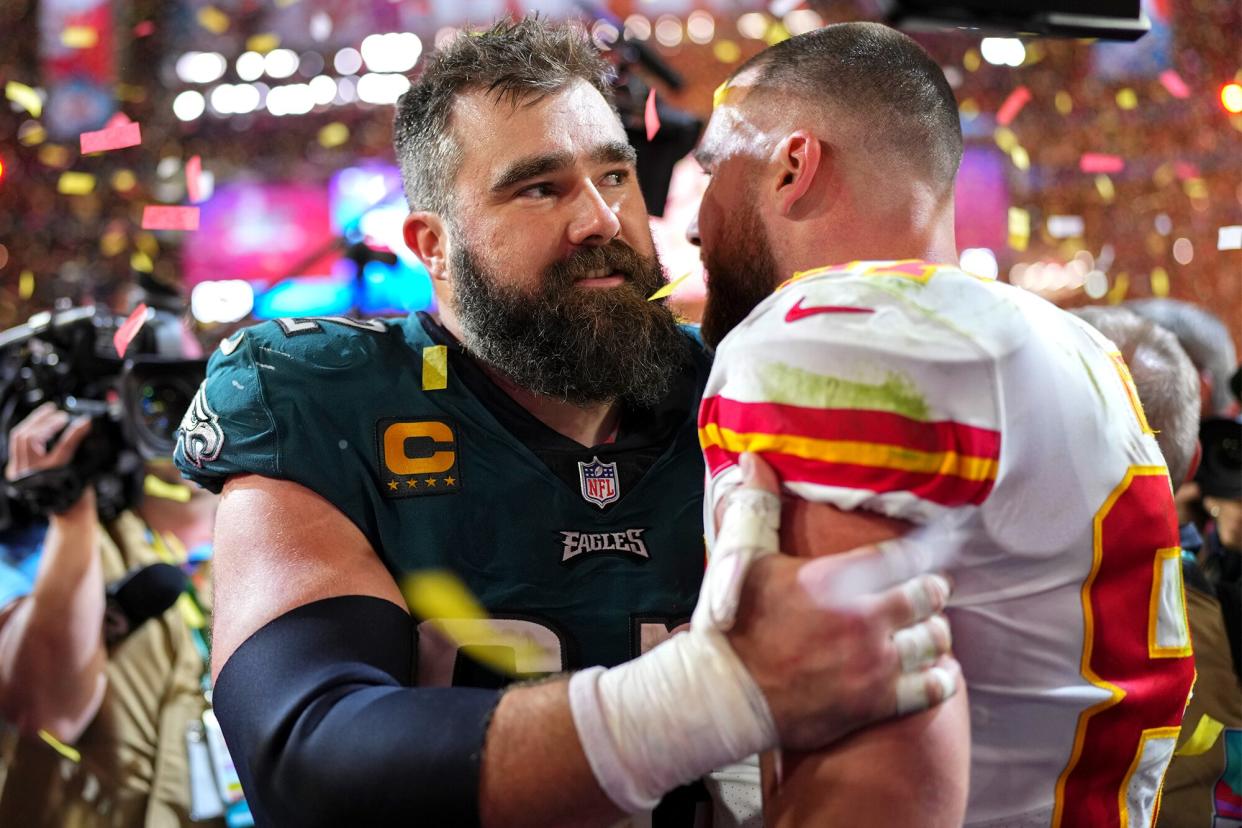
[1052,467,1194,827]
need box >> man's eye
[518,183,555,198]
[601,170,630,186]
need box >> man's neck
[479,363,621,447]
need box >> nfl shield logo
[578,456,620,509]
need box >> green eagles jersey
[174,314,710,681]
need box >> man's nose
[685,212,701,247]
[568,181,622,246]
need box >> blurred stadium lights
[236,51,264,81]
[356,73,411,105]
[360,32,422,73]
[175,51,227,84]
[263,49,300,79]
[334,47,363,75]
[959,247,999,279]
[980,37,1026,67]
[190,280,254,324]
[1221,82,1242,114]
[172,90,206,121]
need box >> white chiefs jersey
[699,260,1196,827]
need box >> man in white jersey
[688,22,1196,827]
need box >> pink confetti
[996,86,1031,127]
[1158,69,1190,99]
[142,205,200,231]
[1079,153,1125,174]
[186,155,203,203]
[114,303,148,358]
[1173,161,1199,180]
[80,120,141,154]
[104,112,131,130]
[645,89,660,142]
[133,20,154,37]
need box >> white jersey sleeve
[699,260,1196,827]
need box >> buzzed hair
[393,17,615,217]
[1073,306,1200,486]
[734,22,963,189]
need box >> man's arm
[0,405,105,742]
[762,496,969,827]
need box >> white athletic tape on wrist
[569,630,778,814]
[895,665,957,715]
[694,487,780,632]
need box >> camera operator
[0,307,237,827]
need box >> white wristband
[569,629,777,814]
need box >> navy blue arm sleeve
[213,595,502,827]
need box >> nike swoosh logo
[218,332,245,355]
[784,297,875,323]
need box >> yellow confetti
[18,270,34,300]
[648,272,692,301]
[993,126,1018,153]
[1183,178,1209,200]
[246,33,280,54]
[144,474,192,503]
[38,730,81,763]
[1150,267,1170,297]
[100,230,127,257]
[1095,174,1115,202]
[763,22,790,46]
[1153,163,1175,188]
[111,169,137,192]
[196,6,229,34]
[1007,207,1030,251]
[963,49,980,72]
[317,122,350,149]
[18,121,45,146]
[1116,88,1138,110]
[1107,271,1129,304]
[712,81,731,110]
[38,144,70,169]
[1174,714,1224,756]
[60,26,98,48]
[421,345,448,391]
[5,81,42,118]
[57,172,96,195]
[130,251,154,273]
[712,40,741,64]
[1054,90,1073,116]
[958,98,979,119]
[401,570,552,677]
[135,232,159,256]
[1010,145,1030,171]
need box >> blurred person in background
[688,21,1195,827]
[1194,417,1241,677]
[1074,306,1241,828]
[173,17,959,828]
[0,308,236,827]
[1125,299,1239,420]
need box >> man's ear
[403,212,450,284]
[772,130,823,217]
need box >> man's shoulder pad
[211,316,402,373]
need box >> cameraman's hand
[714,454,958,751]
[6,402,92,484]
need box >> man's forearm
[0,493,107,740]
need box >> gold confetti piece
[317,122,349,148]
[1095,174,1115,202]
[57,172,96,195]
[1007,207,1030,251]
[648,272,691,301]
[1054,90,1073,116]
[38,730,81,763]
[130,251,154,273]
[197,6,229,34]
[1010,145,1030,171]
[246,33,280,54]
[712,81,731,110]
[713,40,740,63]
[963,50,980,72]
[1183,178,1209,200]
[135,232,159,256]
[1107,271,1129,304]
[18,121,45,146]
[18,270,34,300]
[60,26,98,48]
[993,126,1017,153]
[144,474,192,502]
[5,81,42,118]
[38,144,71,169]
[1175,714,1224,756]
[111,169,137,192]
[421,345,448,391]
[100,229,127,257]
[1115,88,1138,110]
[1150,267,1170,298]
[763,21,790,46]
[958,98,979,119]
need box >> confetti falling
[317,122,349,148]
[712,81,730,109]
[141,205,200,231]
[1150,267,1170,297]
[1079,153,1125,174]
[996,86,1031,127]
[648,272,692,301]
[60,26,98,49]
[196,6,229,34]
[132,20,155,37]
[57,172,96,195]
[645,89,660,142]
[185,155,204,203]
[713,40,741,63]
[1158,70,1190,99]
[80,120,142,154]
[246,33,280,54]
[1174,715,1225,757]
[113,303,148,358]
[1095,175,1116,202]
[5,81,42,118]
[1007,207,1030,251]
[130,251,154,273]
[1218,225,1242,250]
[18,271,34,300]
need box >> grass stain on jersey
[1077,351,1108,410]
[757,362,931,420]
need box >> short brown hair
[393,17,615,217]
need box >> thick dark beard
[451,238,689,408]
[700,203,781,350]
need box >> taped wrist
[213,595,501,828]
[568,629,776,813]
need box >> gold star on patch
[424,478,437,487]
[406,479,418,488]
[443,476,456,486]
[387,480,399,491]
